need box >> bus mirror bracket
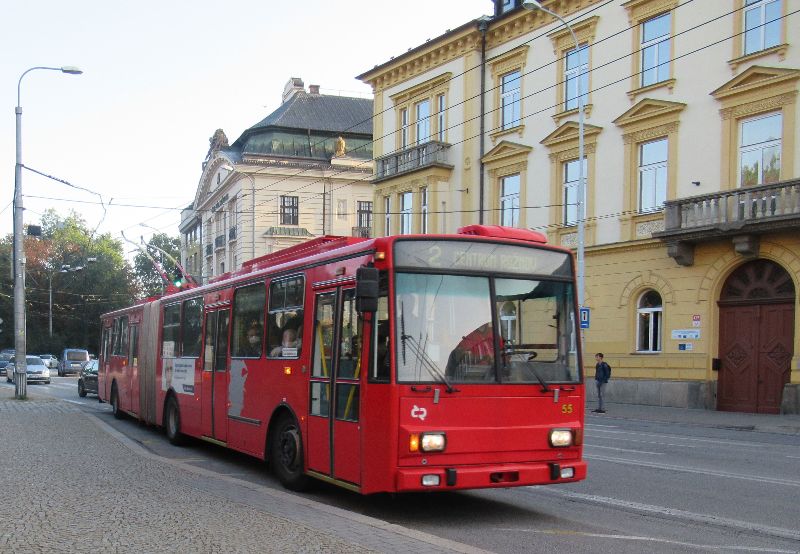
[356,266,379,313]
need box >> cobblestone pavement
[0,389,488,554]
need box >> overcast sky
[1,0,490,255]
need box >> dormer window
[495,0,518,16]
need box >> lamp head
[60,66,83,75]
[522,1,544,9]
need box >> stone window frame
[481,141,532,228]
[489,45,529,143]
[540,122,602,249]
[500,173,521,227]
[711,66,799,190]
[390,73,452,152]
[622,0,678,101]
[635,289,664,353]
[547,16,599,125]
[399,190,413,235]
[728,0,789,71]
[613,98,685,241]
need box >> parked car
[5,356,51,384]
[78,359,99,397]
[58,348,90,376]
[38,354,59,369]
[0,353,12,372]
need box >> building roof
[246,91,373,137]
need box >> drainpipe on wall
[477,16,490,225]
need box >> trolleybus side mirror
[355,266,379,313]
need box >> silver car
[38,354,59,369]
[5,356,51,384]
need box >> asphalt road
[16,377,800,554]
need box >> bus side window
[267,276,304,359]
[370,275,390,383]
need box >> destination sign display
[394,240,572,278]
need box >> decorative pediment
[480,141,532,166]
[711,66,800,101]
[195,155,234,208]
[613,98,687,128]
[547,16,599,53]
[540,122,603,149]
[389,72,452,105]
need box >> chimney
[282,77,305,103]
[309,84,320,95]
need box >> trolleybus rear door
[202,309,230,442]
[308,288,363,485]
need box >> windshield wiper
[400,333,456,393]
[526,361,550,393]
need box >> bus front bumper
[395,460,587,492]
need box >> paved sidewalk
[585,401,800,435]
[0,386,487,554]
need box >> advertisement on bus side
[162,358,195,394]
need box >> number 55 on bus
[99,225,586,494]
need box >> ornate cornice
[358,0,604,92]
[547,16,600,53]
[389,73,452,105]
[490,45,529,77]
[621,0,678,25]
[719,92,797,120]
[548,142,597,162]
[622,121,679,144]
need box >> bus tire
[271,415,309,491]
[165,395,185,446]
[111,386,124,420]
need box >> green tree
[1,209,138,354]
[133,233,182,298]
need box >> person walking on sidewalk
[593,353,611,413]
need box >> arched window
[637,290,662,352]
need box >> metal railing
[374,141,451,182]
[214,234,225,248]
[352,226,371,238]
[229,226,237,240]
[663,179,800,232]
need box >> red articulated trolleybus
[99,225,586,494]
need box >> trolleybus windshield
[393,240,579,386]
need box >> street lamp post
[523,1,586,309]
[14,65,82,399]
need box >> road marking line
[587,436,699,448]
[532,489,800,542]
[584,445,662,455]
[586,453,800,487]
[588,428,781,449]
[495,527,797,553]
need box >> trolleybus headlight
[548,428,573,448]
[420,432,446,452]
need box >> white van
[59,349,90,376]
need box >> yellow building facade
[358,0,800,413]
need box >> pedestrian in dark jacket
[593,353,611,413]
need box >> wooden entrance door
[717,260,795,414]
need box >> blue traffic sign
[579,307,590,329]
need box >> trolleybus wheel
[271,415,309,491]
[165,396,185,446]
[111,386,124,420]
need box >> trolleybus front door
[202,309,230,442]
[308,288,363,485]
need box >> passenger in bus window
[244,323,263,357]
[270,328,300,357]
